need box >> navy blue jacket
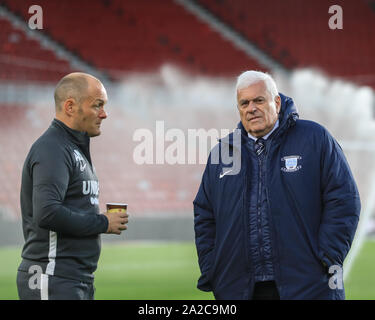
[193,94,361,299]
[245,137,275,282]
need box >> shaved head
[54,72,108,137]
[54,72,101,111]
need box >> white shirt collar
[247,119,279,141]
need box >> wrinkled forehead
[236,81,271,100]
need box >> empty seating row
[197,0,375,88]
[1,0,264,79]
[0,17,73,82]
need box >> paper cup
[106,202,127,213]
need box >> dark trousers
[252,281,280,300]
[17,270,95,300]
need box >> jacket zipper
[264,140,282,294]
[243,147,253,299]
[257,155,265,280]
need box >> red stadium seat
[2,0,265,79]
[196,0,375,88]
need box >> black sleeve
[31,141,108,236]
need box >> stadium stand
[0,0,261,218]
[0,101,210,219]
[0,17,72,82]
[0,103,41,219]
[1,0,264,79]
[0,0,374,221]
[195,0,375,89]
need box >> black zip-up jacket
[18,119,108,283]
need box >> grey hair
[236,70,278,99]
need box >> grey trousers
[16,270,95,300]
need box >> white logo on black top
[281,155,302,172]
[73,150,87,172]
[82,180,99,205]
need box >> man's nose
[99,108,108,119]
[247,101,257,113]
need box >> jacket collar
[51,118,90,146]
[51,119,92,165]
[247,119,279,141]
[274,92,299,139]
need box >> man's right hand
[103,210,129,235]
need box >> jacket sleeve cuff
[197,274,213,292]
[100,214,109,234]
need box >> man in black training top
[17,72,128,300]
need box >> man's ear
[63,98,76,116]
[275,95,281,114]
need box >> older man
[17,73,128,300]
[194,70,361,300]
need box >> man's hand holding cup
[104,203,128,235]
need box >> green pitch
[0,240,374,300]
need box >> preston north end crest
[281,155,302,172]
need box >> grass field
[0,240,374,300]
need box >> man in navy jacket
[193,70,361,300]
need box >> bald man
[17,73,128,300]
